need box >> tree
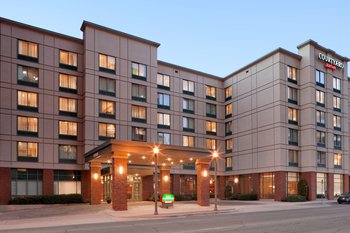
[297,179,309,199]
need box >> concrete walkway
[0,199,337,231]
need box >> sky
[1,0,349,77]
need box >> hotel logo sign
[318,53,344,70]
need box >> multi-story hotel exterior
[0,17,349,208]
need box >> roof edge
[297,39,350,62]
[0,17,82,43]
[224,48,302,79]
[81,20,161,48]
[157,60,223,80]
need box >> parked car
[337,192,350,204]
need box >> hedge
[230,193,258,200]
[286,195,306,202]
[9,194,85,204]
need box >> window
[99,77,115,96]
[183,98,195,113]
[315,70,325,86]
[206,139,216,150]
[157,73,170,89]
[98,123,116,140]
[316,110,325,127]
[17,65,39,86]
[157,132,170,145]
[59,97,77,116]
[334,174,343,196]
[17,91,38,111]
[288,107,298,124]
[183,80,194,95]
[206,121,217,135]
[288,150,298,167]
[59,145,77,163]
[132,127,146,141]
[59,50,77,69]
[333,115,341,130]
[59,121,77,139]
[18,40,38,62]
[206,103,217,118]
[225,157,232,171]
[225,121,232,135]
[316,90,325,107]
[54,170,81,195]
[183,117,195,132]
[287,66,297,83]
[226,139,233,152]
[157,93,170,109]
[334,135,342,150]
[333,96,341,112]
[11,169,42,197]
[157,113,170,128]
[131,105,147,123]
[183,135,195,147]
[205,85,216,100]
[17,142,38,162]
[99,54,116,73]
[316,131,326,147]
[132,62,147,79]
[17,116,38,136]
[333,77,341,93]
[132,84,147,102]
[225,86,232,101]
[334,153,342,169]
[288,172,299,195]
[287,86,297,104]
[59,74,77,93]
[99,100,115,118]
[317,151,326,167]
[225,103,232,118]
[288,128,298,146]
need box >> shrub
[286,195,306,202]
[229,193,239,200]
[174,194,197,201]
[9,194,85,205]
[224,185,233,199]
[237,193,258,200]
[297,179,309,198]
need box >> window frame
[17,90,38,112]
[131,83,147,102]
[99,53,116,73]
[183,80,195,95]
[17,116,38,137]
[206,103,217,118]
[157,73,170,90]
[131,105,147,123]
[157,93,170,109]
[99,77,115,96]
[59,97,77,117]
[58,145,77,164]
[17,141,38,162]
[315,70,325,87]
[58,120,78,140]
[17,65,39,87]
[59,73,78,93]
[132,127,147,141]
[17,39,39,62]
[98,122,116,140]
[205,85,216,100]
[59,50,78,70]
[131,62,147,80]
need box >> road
[1,203,349,233]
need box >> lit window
[59,97,77,114]
[132,84,147,101]
[206,138,216,150]
[334,153,342,168]
[287,66,297,82]
[98,123,116,139]
[206,121,217,134]
[59,145,77,163]
[17,91,38,110]
[99,77,115,96]
[183,80,194,94]
[157,73,170,88]
[333,96,341,111]
[59,50,77,68]
[183,135,195,147]
[183,117,194,131]
[316,110,325,127]
[11,169,42,196]
[183,98,195,113]
[18,40,38,60]
[333,115,341,130]
[226,139,233,151]
[17,141,38,161]
[334,135,342,149]
[17,65,39,86]
[157,113,170,127]
[131,105,147,122]
[99,100,115,118]
[132,127,146,141]
[287,86,297,104]
[132,62,147,78]
[59,121,77,138]
[225,121,232,135]
[288,107,298,124]
[17,116,38,136]
[316,90,325,106]
[287,172,299,194]
[333,77,341,93]
[315,70,325,86]
[53,170,81,194]
[59,74,77,92]
[205,85,216,99]
[206,103,216,117]
[225,86,232,100]
[225,157,232,171]
[288,150,298,167]
[316,131,326,147]
[99,54,116,72]
[158,132,170,145]
[225,103,232,117]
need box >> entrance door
[127,175,142,201]
[260,173,275,199]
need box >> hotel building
[0,17,349,209]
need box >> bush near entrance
[297,179,309,199]
[229,193,258,200]
[286,195,306,202]
[9,194,85,204]
[224,185,233,199]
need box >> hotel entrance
[260,172,275,199]
[127,174,142,200]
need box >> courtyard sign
[318,53,344,70]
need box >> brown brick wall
[300,172,316,201]
[274,171,287,201]
[160,169,170,198]
[112,156,128,211]
[42,169,54,195]
[327,173,334,200]
[142,175,154,201]
[0,167,11,204]
[172,174,180,195]
[196,160,210,206]
[343,175,349,193]
[81,170,90,201]
[89,162,102,205]
[251,173,260,199]
[218,176,226,199]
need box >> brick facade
[0,167,11,204]
[81,170,90,201]
[196,160,210,206]
[343,175,349,193]
[301,172,316,201]
[112,155,128,211]
[142,175,154,201]
[89,162,102,205]
[43,169,54,195]
[172,174,181,195]
[251,173,260,199]
[160,168,171,199]
[327,173,334,200]
[274,171,287,201]
[218,176,226,199]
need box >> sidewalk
[0,199,337,231]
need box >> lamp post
[153,146,159,215]
[212,150,219,211]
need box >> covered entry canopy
[84,140,212,167]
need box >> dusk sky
[1,0,349,76]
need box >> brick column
[196,159,210,206]
[343,175,349,193]
[142,175,154,201]
[172,174,181,195]
[251,173,260,199]
[0,167,11,204]
[112,154,128,211]
[218,176,226,200]
[327,173,334,200]
[81,170,90,201]
[233,176,240,194]
[275,171,287,201]
[89,161,102,205]
[43,169,54,195]
[160,167,171,199]
[300,172,316,201]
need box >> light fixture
[167,158,171,161]
[171,162,174,165]
[107,160,111,164]
[153,146,159,154]
[180,160,183,163]
[234,177,239,184]
[127,153,131,157]
[118,166,124,175]
[128,160,132,163]
[190,158,193,161]
[202,170,208,177]
[151,161,155,165]
[212,150,219,158]
[162,163,165,166]
[93,173,99,180]
[164,175,169,182]
[142,156,146,160]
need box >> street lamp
[212,150,219,211]
[153,146,159,215]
